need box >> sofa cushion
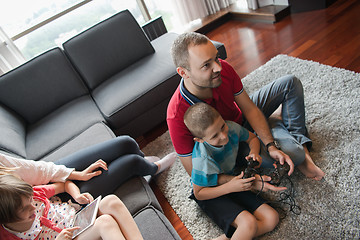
[134,206,181,240]
[40,122,114,162]
[63,9,155,90]
[0,48,88,124]
[25,95,107,160]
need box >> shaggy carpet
[142,55,360,240]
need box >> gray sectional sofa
[0,9,226,239]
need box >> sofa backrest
[0,47,89,125]
[63,9,155,90]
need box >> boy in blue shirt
[184,102,281,240]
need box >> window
[1,0,236,67]
[0,0,83,38]
[0,0,144,60]
[144,0,183,33]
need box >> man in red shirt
[167,32,324,188]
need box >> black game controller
[269,161,290,186]
[242,157,260,178]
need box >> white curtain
[0,27,25,75]
[173,0,237,24]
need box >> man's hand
[55,227,80,240]
[246,153,262,168]
[252,174,287,192]
[268,148,294,176]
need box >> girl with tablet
[0,167,143,240]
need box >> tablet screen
[71,195,101,238]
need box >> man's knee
[283,75,304,96]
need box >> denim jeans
[242,75,311,168]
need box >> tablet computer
[71,195,101,238]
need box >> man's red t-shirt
[167,59,244,157]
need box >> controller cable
[265,176,301,219]
[249,167,301,219]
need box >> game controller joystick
[242,157,260,178]
[269,161,290,186]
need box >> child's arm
[65,180,93,204]
[245,131,262,166]
[51,182,66,195]
[67,159,108,181]
[55,226,80,240]
[193,172,255,200]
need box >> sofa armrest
[134,206,181,240]
[211,40,227,60]
[114,177,162,215]
[142,16,168,41]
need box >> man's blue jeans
[241,75,310,168]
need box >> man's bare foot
[297,145,325,180]
[212,234,229,240]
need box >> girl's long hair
[0,170,33,224]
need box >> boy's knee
[256,204,279,231]
[233,211,257,233]
[266,208,279,229]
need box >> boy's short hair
[171,32,210,70]
[0,173,33,224]
[184,102,220,138]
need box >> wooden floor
[139,0,360,238]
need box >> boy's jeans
[242,74,310,167]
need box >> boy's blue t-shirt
[191,121,249,187]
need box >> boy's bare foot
[297,145,325,180]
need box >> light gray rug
[142,55,360,240]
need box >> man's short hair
[184,102,220,138]
[0,173,33,224]
[171,32,210,70]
